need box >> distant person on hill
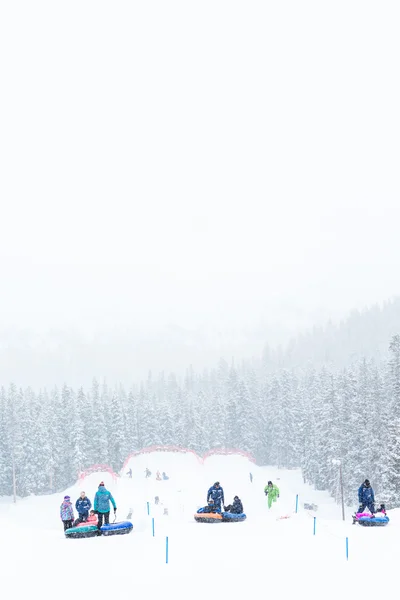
[145,468,151,478]
[264,481,280,509]
[207,482,224,513]
[155,496,160,505]
[358,479,375,514]
[60,495,75,531]
[162,472,169,480]
[249,472,253,483]
[94,481,117,528]
[156,471,162,480]
[224,496,244,514]
[75,491,92,524]
[127,468,132,478]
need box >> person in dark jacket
[75,491,92,524]
[201,500,218,513]
[94,482,117,528]
[358,479,375,513]
[207,482,224,512]
[224,496,244,514]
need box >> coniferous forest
[1,331,400,508]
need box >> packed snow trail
[0,451,399,599]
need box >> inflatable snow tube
[65,524,99,539]
[354,512,389,527]
[221,512,247,522]
[194,512,223,523]
[100,521,133,536]
[357,516,389,527]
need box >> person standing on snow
[264,481,280,509]
[94,481,117,528]
[249,472,253,483]
[207,482,224,512]
[60,495,75,531]
[358,479,375,514]
[75,491,92,524]
[126,468,132,478]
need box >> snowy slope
[1,451,399,599]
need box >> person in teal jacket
[94,482,117,528]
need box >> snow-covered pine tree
[124,389,140,456]
[207,387,226,450]
[108,390,126,471]
[225,365,241,448]
[300,368,320,486]
[30,389,52,494]
[167,374,185,447]
[48,387,63,492]
[0,386,12,495]
[73,387,88,475]
[59,384,77,488]
[383,335,400,506]
[91,378,109,465]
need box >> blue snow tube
[357,515,389,527]
[100,521,133,536]
[221,512,247,522]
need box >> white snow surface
[1,451,399,598]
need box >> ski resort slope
[0,451,399,599]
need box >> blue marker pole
[147,502,150,516]
[313,516,316,535]
[295,494,298,513]
[346,537,349,560]
[166,536,169,564]
[152,517,155,537]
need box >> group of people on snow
[201,478,281,515]
[60,482,117,531]
[144,468,169,480]
[202,482,244,514]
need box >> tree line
[1,334,400,508]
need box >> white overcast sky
[0,1,399,335]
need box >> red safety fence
[79,447,257,481]
[78,464,119,483]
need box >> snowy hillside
[1,451,399,599]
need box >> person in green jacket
[264,480,279,509]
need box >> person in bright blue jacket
[94,482,117,528]
[358,479,375,513]
[207,482,224,512]
[75,491,92,524]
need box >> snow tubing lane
[357,517,389,527]
[100,521,133,536]
[65,524,99,539]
